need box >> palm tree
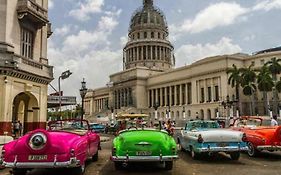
[227,64,242,114]
[240,65,257,115]
[265,57,281,114]
[257,66,274,115]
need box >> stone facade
[0,0,53,135]
[84,0,281,123]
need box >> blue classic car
[177,120,248,160]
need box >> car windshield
[233,118,262,127]
[48,120,89,131]
[187,121,219,130]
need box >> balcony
[0,54,53,82]
[17,0,48,28]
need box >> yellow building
[0,0,53,135]
[84,0,281,122]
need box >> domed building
[84,0,281,124]
[124,0,174,71]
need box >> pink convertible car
[0,119,100,175]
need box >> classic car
[110,114,178,170]
[89,123,105,133]
[232,116,281,157]
[177,120,248,160]
[0,119,100,175]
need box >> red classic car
[0,119,100,175]
[232,116,281,156]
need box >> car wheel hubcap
[248,143,254,156]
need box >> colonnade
[113,88,133,109]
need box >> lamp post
[58,70,72,120]
[79,78,87,124]
[153,102,159,120]
[183,106,186,120]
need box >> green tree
[257,66,274,115]
[240,65,257,115]
[227,64,242,113]
[265,57,281,114]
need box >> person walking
[271,115,278,126]
[14,120,20,138]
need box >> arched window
[151,32,154,38]
[137,33,140,39]
[144,32,147,39]
[158,32,161,39]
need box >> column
[156,46,158,60]
[141,46,143,60]
[155,88,158,103]
[169,86,172,106]
[174,85,177,106]
[185,83,188,104]
[180,84,183,105]
[160,88,163,106]
[146,46,148,60]
[165,87,168,106]
[151,46,153,60]
[151,89,154,107]
[136,47,139,61]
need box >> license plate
[217,143,228,147]
[28,155,48,161]
[136,151,152,156]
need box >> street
[1,134,281,175]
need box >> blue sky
[47,0,281,99]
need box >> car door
[87,131,99,155]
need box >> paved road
[1,134,281,175]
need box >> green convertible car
[110,114,178,170]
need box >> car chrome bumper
[257,145,281,151]
[111,155,178,162]
[0,157,80,169]
[198,146,248,152]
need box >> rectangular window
[21,27,33,59]
[176,85,180,105]
[162,87,165,106]
[215,86,219,101]
[149,90,152,107]
[200,88,204,103]
[187,83,192,104]
[208,87,212,102]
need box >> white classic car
[177,120,248,160]
[0,135,13,169]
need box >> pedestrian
[18,120,23,136]
[14,120,20,138]
[271,115,278,126]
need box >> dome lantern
[143,0,153,8]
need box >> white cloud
[253,0,281,11]
[54,25,72,36]
[48,12,122,98]
[175,37,242,66]
[48,0,54,9]
[170,2,248,36]
[69,0,104,21]
[243,34,256,41]
[120,36,128,48]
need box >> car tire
[164,161,173,170]
[114,162,123,170]
[247,142,259,157]
[230,152,240,160]
[177,139,185,151]
[92,150,99,162]
[73,164,85,175]
[12,168,27,175]
[190,147,199,160]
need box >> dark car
[90,123,105,133]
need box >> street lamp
[183,106,186,120]
[153,102,160,120]
[58,70,72,119]
[79,78,87,124]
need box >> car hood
[114,129,176,156]
[6,129,83,155]
[194,129,244,142]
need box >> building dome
[123,0,175,71]
[129,0,168,34]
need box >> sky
[47,0,281,101]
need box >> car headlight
[29,132,47,150]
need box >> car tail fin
[274,126,281,141]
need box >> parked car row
[1,116,281,174]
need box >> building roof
[254,46,281,55]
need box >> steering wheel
[128,126,138,130]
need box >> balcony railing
[17,0,48,27]
[0,54,53,79]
